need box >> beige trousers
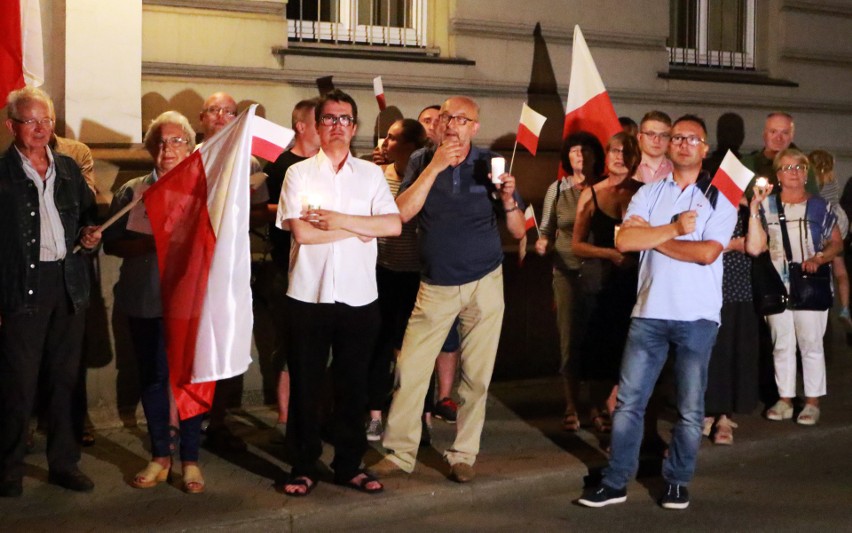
[382,266,505,471]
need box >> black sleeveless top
[588,186,621,248]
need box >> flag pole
[533,207,541,239]
[71,196,141,253]
[508,140,519,175]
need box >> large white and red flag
[1,0,44,105]
[143,105,294,419]
[561,25,621,177]
[373,76,387,111]
[710,150,755,207]
[517,103,547,156]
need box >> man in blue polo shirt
[578,115,737,510]
[373,96,526,483]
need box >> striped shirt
[540,177,583,271]
[16,146,66,261]
[378,164,420,272]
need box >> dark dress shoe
[0,479,23,497]
[48,468,94,492]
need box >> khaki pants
[382,266,505,471]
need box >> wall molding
[142,61,852,115]
[781,48,852,68]
[142,0,285,16]
[450,18,666,52]
[781,0,852,18]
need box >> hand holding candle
[755,176,768,193]
[307,193,322,222]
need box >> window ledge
[659,67,798,87]
[273,43,475,65]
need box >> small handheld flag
[517,103,547,156]
[710,151,755,207]
[373,76,387,111]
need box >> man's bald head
[200,92,238,138]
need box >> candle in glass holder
[491,157,505,184]
[307,193,322,211]
[755,176,768,193]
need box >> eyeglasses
[12,117,55,128]
[670,135,706,146]
[640,130,671,141]
[319,114,354,127]
[157,137,189,148]
[778,164,808,173]
[608,147,625,155]
[203,106,237,118]
[438,114,476,126]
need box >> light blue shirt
[625,174,737,324]
[16,146,66,261]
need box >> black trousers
[287,297,380,482]
[0,262,85,481]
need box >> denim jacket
[0,147,97,315]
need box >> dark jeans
[287,297,380,482]
[128,316,203,462]
[0,261,85,480]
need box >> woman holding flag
[536,131,604,432]
[103,111,207,493]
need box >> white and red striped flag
[518,204,539,265]
[143,105,293,420]
[710,150,755,207]
[561,25,621,178]
[517,103,547,156]
[373,76,387,111]
[251,116,294,162]
[1,0,44,104]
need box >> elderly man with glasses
[372,96,526,483]
[579,115,737,510]
[0,87,101,497]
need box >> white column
[64,0,142,143]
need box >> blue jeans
[603,318,718,489]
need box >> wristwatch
[504,202,519,213]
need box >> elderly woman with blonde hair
[103,111,207,493]
[746,148,844,426]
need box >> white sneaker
[366,419,383,441]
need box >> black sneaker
[577,484,627,508]
[660,483,689,510]
[433,397,458,423]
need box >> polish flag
[518,204,539,265]
[251,116,294,162]
[517,103,547,156]
[1,0,44,105]
[143,105,293,420]
[561,25,621,177]
[710,150,755,207]
[373,76,387,111]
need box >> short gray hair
[143,111,196,154]
[6,86,55,120]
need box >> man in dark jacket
[0,87,101,497]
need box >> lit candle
[307,193,322,211]
[755,177,768,192]
[491,157,505,184]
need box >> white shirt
[278,149,399,306]
[16,146,66,261]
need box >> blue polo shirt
[625,174,737,324]
[402,145,524,286]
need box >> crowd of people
[1,85,850,512]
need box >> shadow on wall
[142,90,266,145]
[703,112,745,175]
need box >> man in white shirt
[277,89,401,497]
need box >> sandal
[712,416,738,445]
[335,470,384,494]
[182,464,205,494]
[284,475,317,497]
[796,404,820,426]
[131,461,171,489]
[562,412,580,432]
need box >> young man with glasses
[635,110,673,184]
[372,96,526,483]
[278,89,401,497]
[578,115,737,510]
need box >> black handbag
[752,251,787,315]
[776,195,833,311]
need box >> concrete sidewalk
[1,322,849,532]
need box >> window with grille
[287,0,427,47]
[668,0,755,69]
